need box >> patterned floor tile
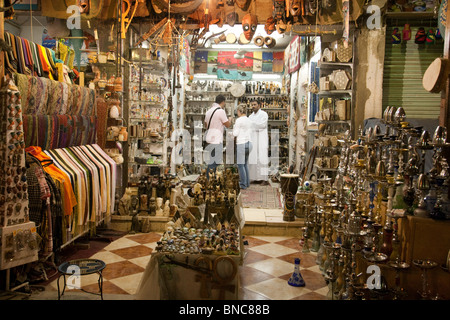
[143,242,158,250]
[103,237,141,251]
[250,236,292,243]
[278,269,327,291]
[275,238,302,251]
[290,291,327,300]
[248,243,298,258]
[239,265,275,287]
[238,287,271,300]
[277,252,317,269]
[109,272,145,295]
[110,245,153,260]
[82,280,130,296]
[314,285,330,297]
[42,229,330,301]
[89,250,126,265]
[101,260,145,280]
[243,236,270,248]
[126,233,162,244]
[129,255,152,269]
[47,272,102,292]
[242,249,272,265]
[245,278,312,300]
[246,258,296,278]
[276,252,304,264]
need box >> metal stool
[57,259,106,300]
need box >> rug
[240,184,283,209]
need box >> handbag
[203,107,220,149]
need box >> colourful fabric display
[23,115,97,149]
[4,31,59,79]
[41,145,116,238]
[25,146,78,218]
[14,73,96,117]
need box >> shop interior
[0,0,450,301]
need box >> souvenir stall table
[135,168,245,300]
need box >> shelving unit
[183,84,235,174]
[127,55,170,183]
[237,82,289,172]
[313,33,355,180]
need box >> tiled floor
[38,223,328,300]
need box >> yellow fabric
[38,45,54,80]
[58,41,69,63]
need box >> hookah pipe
[301,145,317,185]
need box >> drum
[226,33,237,44]
[280,174,299,222]
[280,174,299,195]
[238,33,250,45]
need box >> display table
[57,259,106,300]
[135,252,241,300]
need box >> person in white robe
[248,99,269,184]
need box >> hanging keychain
[392,27,402,44]
[402,24,411,41]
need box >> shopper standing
[204,94,231,179]
[248,99,269,185]
[233,104,253,189]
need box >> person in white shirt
[248,99,269,185]
[204,94,231,179]
[233,104,253,189]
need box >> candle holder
[414,173,430,218]
[413,259,438,299]
[301,226,311,253]
[326,243,342,300]
[311,206,321,252]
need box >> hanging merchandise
[264,16,276,35]
[242,13,258,41]
[0,79,39,271]
[289,0,303,16]
[342,0,350,47]
[438,0,447,38]
[402,24,411,41]
[436,28,443,41]
[392,27,401,44]
[426,29,436,45]
[273,0,287,22]
[235,0,250,9]
[415,27,427,44]
[224,0,238,26]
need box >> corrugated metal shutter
[383,26,443,119]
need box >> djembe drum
[280,174,299,221]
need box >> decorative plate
[226,33,237,44]
[229,83,246,97]
[160,77,168,89]
[238,33,250,45]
